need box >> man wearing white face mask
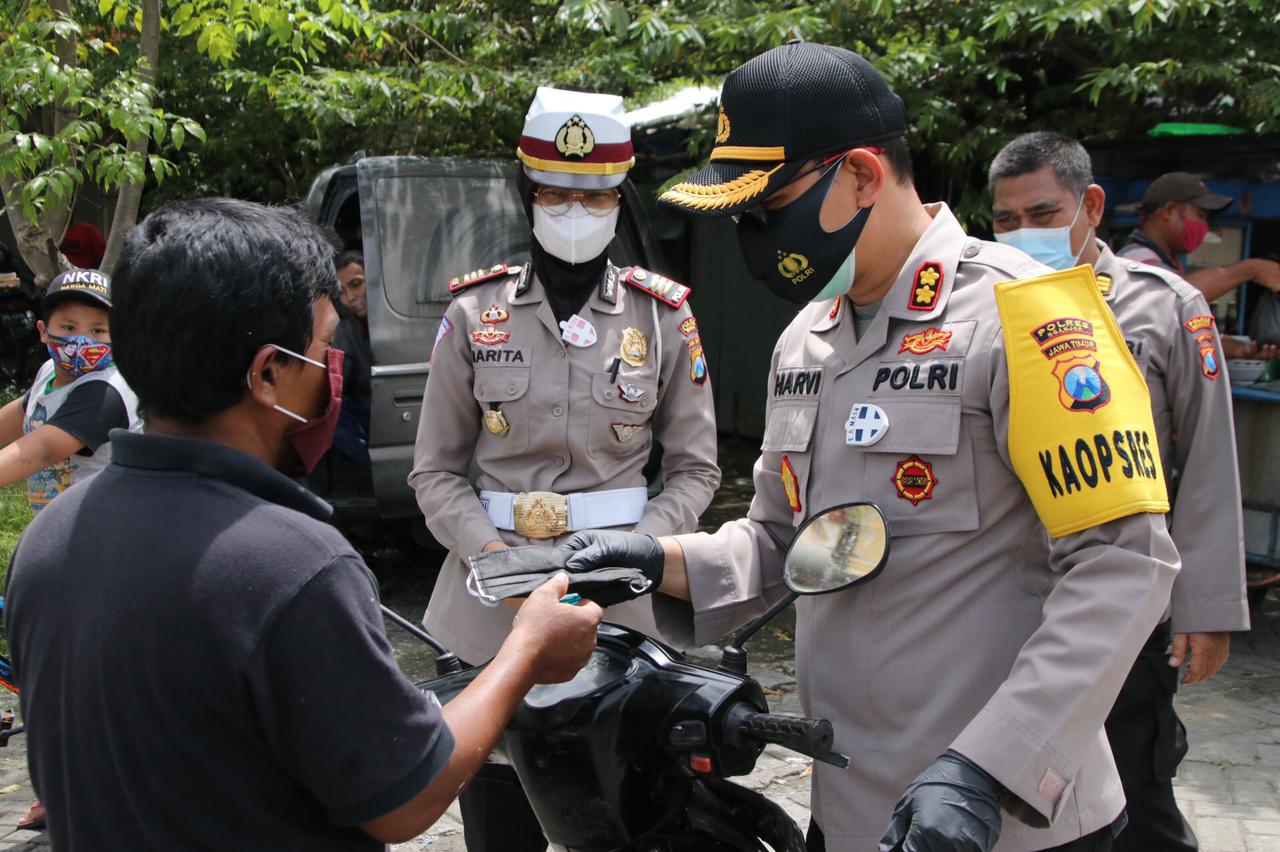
[991,131,1249,852]
[408,86,720,852]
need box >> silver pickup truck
[303,156,662,528]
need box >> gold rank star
[918,267,940,288]
[915,282,936,302]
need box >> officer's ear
[844,149,886,207]
[1083,184,1106,229]
[820,150,884,231]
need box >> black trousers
[805,818,1120,851]
[1104,620,1198,852]
[458,763,547,852]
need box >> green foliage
[0,0,373,226]
[5,0,1279,228]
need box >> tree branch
[100,0,160,273]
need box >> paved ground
[1,592,1277,850]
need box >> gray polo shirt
[6,430,453,850]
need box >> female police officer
[408,86,720,851]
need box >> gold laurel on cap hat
[660,42,908,217]
[517,86,635,190]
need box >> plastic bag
[1249,291,1280,346]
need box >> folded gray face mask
[467,546,653,608]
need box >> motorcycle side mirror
[783,502,890,595]
[720,503,890,675]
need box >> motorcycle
[385,502,892,852]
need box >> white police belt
[479,487,648,539]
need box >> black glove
[879,750,1004,852]
[466,533,662,608]
[560,530,665,591]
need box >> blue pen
[559,593,582,605]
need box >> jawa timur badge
[555,115,596,160]
[620,327,648,367]
[480,304,509,324]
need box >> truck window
[372,175,530,317]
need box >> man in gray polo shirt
[5,198,602,849]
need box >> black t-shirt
[22,380,129,453]
[5,431,453,850]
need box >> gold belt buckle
[512,491,569,540]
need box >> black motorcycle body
[418,622,818,852]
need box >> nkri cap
[44,268,112,313]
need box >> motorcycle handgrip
[724,703,834,760]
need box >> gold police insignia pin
[620,327,648,367]
[480,304,509,324]
[483,409,510,437]
[716,107,731,143]
[555,115,595,160]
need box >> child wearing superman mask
[0,268,141,519]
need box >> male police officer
[558,43,1180,851]
[409,87,719,851]
[990,132,1249,851]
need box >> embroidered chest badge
[898,327,952,355]
[471,327,510,346]
[892,455,937,505]
[909,262,943,312]
[781,454,802,513]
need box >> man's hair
[112,198,340,423]
[988,131,1093,196]
[881,137,914,186]
[334,248,363,271]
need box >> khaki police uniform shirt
[409,263,720,663]
[655,204,1180,850]
[1095,242,1248,633]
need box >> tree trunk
[0,0,77,285]
[99,0,160,274]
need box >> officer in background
[559,43,1180,851]
[408,87,720,851]
[989,132,1249,852]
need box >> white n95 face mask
[532,205,619,264]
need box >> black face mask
[736,157,873,305]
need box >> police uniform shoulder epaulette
[958,240,1047,279]
[448,263,523,296]
[1119,258,1199,298]
[623,266,691,308]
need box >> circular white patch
[845,403,889,447]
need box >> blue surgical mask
[994,195,1088,271]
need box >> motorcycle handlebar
[723,703,847,767]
